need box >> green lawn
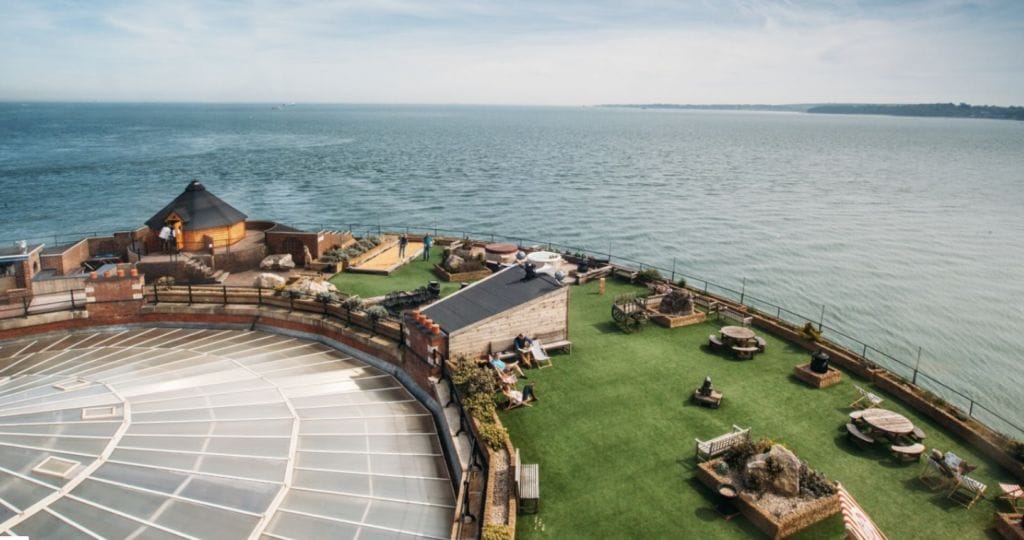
[328,249,462,299]
[500,280,1015,539]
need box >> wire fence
[3,223,1021,439]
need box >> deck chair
[997,483,1024,511]
[947,475,987,509]
[491,364,517,386]
[850,385,883,409]
[918,455,957,491]
[530,340,552,369]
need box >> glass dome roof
[0,328,454,539]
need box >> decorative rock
[658,290,694,315]
[767,445,802,497]
[260,253,295,271]
[285,276,338,297]
[254,273,287,289]
[444,254,465,271]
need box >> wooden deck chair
[947,475,987,509]
[997,483,1024,511]
[531,341,552,369]
[491,364,517,386]
[850,385,883,409]
[918,455,957,491]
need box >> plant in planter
[365,305,389,322]
[341,295,363,311]
[636,268,663,284]
[315,291,336,304]
[677,277,688,288]
[801,322,823,342]
[1009,440,1024,463]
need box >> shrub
[346,247,363,258]
[677,277,687,288]
[365,305,389,321]
[283,288,303,299]
[463,392,497,417]
[476,420,509,451]
[799,463,837,498]
[635,268,663,284]
[367,235,381,245]
[341,295,363,311]
[482,524,513,540]
[315,292,335,304]
[801,322,822,342]
[1009,440,1024,462]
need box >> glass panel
[367,434,441,455]
[66,480,168,525]
[12,509,84,540]
[0,420,119,437]
[2,433,108,455]
[92,462,187,494]
[301,418,367,434]
[213,403,291,420]
[296,450,369,473]
[205,437,290,457]
[279,489,369,522]
[298,435,368,453]
[153,498,260,538]
[110,448,201,471]
[179,475,280,513]
[371,476,454,505]
[370,454,449,479]
[0,475,55,510]
[292,469,371,496]
[197,454,287,482]
[364,415,435,434]
[266,509,359,540]
[364,499,453,538]
[118,435,208,452]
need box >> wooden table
[720,326,756,342]
[860,408,914,436]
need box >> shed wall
[181,221,246,251]
[448,287,568,361]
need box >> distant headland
[600,102,1024,121]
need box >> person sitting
[513,333,535,368]
[502,383,538,409]
[488,352,526,379]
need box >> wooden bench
[514,448,539,514]
[708,334,724,351]
[846,422,875,446]
[719,308,752,327]
[890,443,926,463]
[611,265,639,283]
[732,346,758,360]
[754,336,766,353]
[695,425,750,462]
[694,296,719,313]
[489,338,572,362]
[911,426,927,441]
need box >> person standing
[422,233,433,261]
[158,224,172,253]
[398,234,408,258]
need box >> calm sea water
[1,103,1022,433]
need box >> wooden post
[598,277,606,295]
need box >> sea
[1,103,1022,435]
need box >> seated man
[502,383,538,408]
[513,333,535,368]
[489,352,526,379]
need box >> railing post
[289,296,294,312]
[776,306,781,319]
[69,290,76,310]
[861,343,868,360]
[22,296,29,318]
[818,305,825,332]
[153,282,159,303]
[257,286,262,306]
[969,400,975,418]
[187,284,193,305]
[912,347,921,385]
[222,286,228,305]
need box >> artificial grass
[327,248,461,299]
[500,280,1016,539]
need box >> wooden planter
[793,363,843,389]
[433,264,492,283]
[995,513,1024,539]
[696,460,840,539]
[306,260,340,273]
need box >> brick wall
[40,239,90,275]
[84,264,145,323]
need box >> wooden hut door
[282,237,306,265]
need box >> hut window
[0,262,14,277]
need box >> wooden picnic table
[860,408,915,436]
[720,326,756,342]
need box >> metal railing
[0,290,87,321]
[5,223,1021,439]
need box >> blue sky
[1,0,1022,105]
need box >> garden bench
[719,308,752,327]
[846,422,875,446]
[891,442,926,462]
[541,339,572,355]
[694,296,719,313]
[514,448,540,514]
[708,334,724,351]
[911,426,927,441]
[611,265,639,282]
[695,425,750,462]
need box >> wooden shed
[419,264,569,362]
[145,180,247,252]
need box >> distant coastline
[601,102,1024,121]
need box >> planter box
[307,261,340,273]
[793,363,843,389]
[649,310,707,328]
[696,460,840,540]
[433,264,492,283]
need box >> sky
[1,0,1022,105]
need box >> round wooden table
[720,326,755,342]
[860,408,914,436]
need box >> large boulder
[285,276,338,297]
[254,273,286,289]
[260,253,295,271]
[767,445,802,497]
[444,254,465,271]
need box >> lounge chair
[850,385,883,409]
[947,474,987,509]
[530,340,552,369]
[997,483,1024,511]
[491,364,517,386]
[918,453,958,491]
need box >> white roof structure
[0,328,454,539]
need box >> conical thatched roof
[145,180,247,231]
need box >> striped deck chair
[837,483,888,540]
[850,385,883,409]
[947,475,987,509]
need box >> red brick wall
[85,265,145,323]
[41,239,90,275]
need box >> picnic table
[861,408,914,436]
[720,326,760,359]
[720,326,756,342]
